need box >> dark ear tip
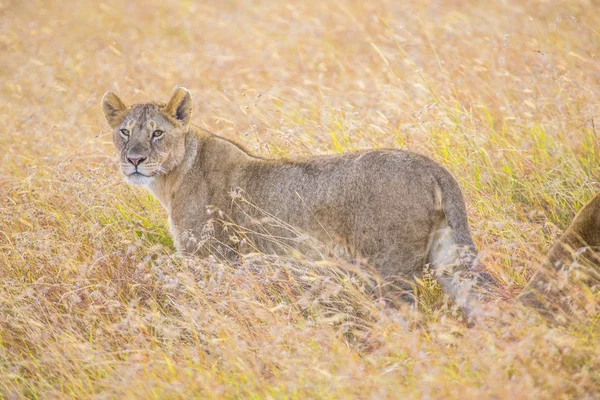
[174,87,192,100]
[166,88,193,123]
[174,87,193,106]
[101,91,114,105]
[101,91,123,109]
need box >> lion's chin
[125,172,155,185]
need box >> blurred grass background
[1,0,599,398]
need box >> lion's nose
[127,157,146,166]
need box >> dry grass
[1,0,600,398]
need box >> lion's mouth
[125,171,156,185]
[125,168,161,178]
[128,171,151,177]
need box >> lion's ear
[165,87,193,127]
[101,92,127,128]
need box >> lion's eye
[120,129,130,137]
[152,130,164,138]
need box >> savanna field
[1,0,600,398]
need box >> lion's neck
[146,129,200,210]
[145,126,258,211]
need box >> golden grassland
[1,0,599,398]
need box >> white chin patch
[126,173,155,185]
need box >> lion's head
[101,88,192,185]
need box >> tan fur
[545,193,600,272]
[520,193,600,314]
[101,88,485,314]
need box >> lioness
[101,87,485,314]
[521,193,600,313]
